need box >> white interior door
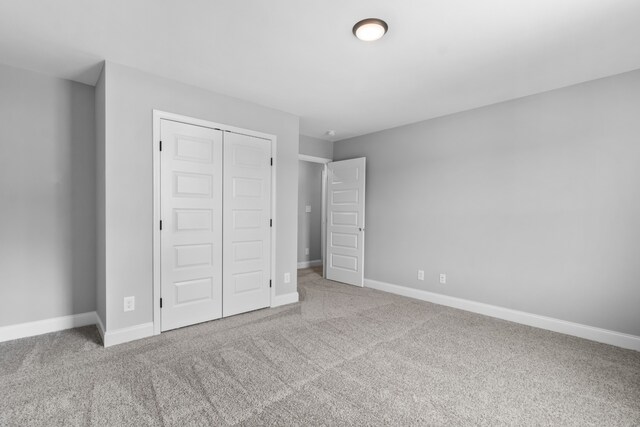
[223,132,272,317]
[160,120,223,331]
[326,158,366,286]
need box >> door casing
[152,110,277,335]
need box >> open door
[325,157,366,286]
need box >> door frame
[152,110,277,336]
[298,154,331,276]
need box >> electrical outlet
[440,273,447,284]
[305,248,309,255]
[284,272,291,283]
[417,270,425,281]
[305,205,312,213]
[124,296,135,312]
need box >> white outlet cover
[284,272,291,283]
[305,205,311,213]
[305,248,309,255]
[417,270,425,281]
[440,274,447,284]
[124,296,135,312]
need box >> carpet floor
[1,267,639,426]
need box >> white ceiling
[1,0,639,141]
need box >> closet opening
[152,110,277,335]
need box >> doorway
[297,154,367,287]
[297,155,329,271]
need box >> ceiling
[1,1,639,141]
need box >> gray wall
[300,134,333,159]
[0,63,96,327]
[101,62,299,332]
[298,161,323,263]
[334,69,640,337]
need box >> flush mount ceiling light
[353,18,388,41]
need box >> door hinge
[160,298,163,308]
[270,157,273,166]
[270,219,272,227]
[269,280,272,288]
[160,220,163,230]
[159,140,162,151]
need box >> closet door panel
[160,120,223,331]
[223,132,271,317]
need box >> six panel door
[222,132,272,317]
[326,157,366,287]
[160,120,223,331]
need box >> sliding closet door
[160,120,223,331]
[223,132,272,317]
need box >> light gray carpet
[1,267,639,426]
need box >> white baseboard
[271,292,299,307]
[364,278,640,352]
[95,314,106,344]
[0,311,98,343]
[102,322,154,347]
[297,259,322,269]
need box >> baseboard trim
[364,278,640,352]
[271,292,299,307]
[95,314,106,344]
[297,259,322,269]
[0,311,98,343]
[102,322,154,347]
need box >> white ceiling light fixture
[353,18,388,42]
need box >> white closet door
[326,157,366,287]
[160,120,223,331]
[223,132,272,317]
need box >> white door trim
[269,138,278,308]
[321,165,327,275]
[298,153,331,164]
[152,110,277,336]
